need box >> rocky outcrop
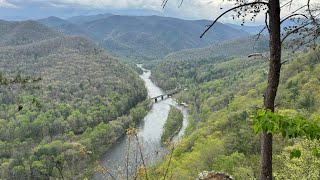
[197,171,234,180]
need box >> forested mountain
[0,20,148,179]
[149,44,320,179]
[38,15,250,60]
[0,20,61,46]
[37,17,91,36]
[148,36,269,90]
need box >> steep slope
[0,20,148,179]
[150,46,320,180]
[38,15,250,60]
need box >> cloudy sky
[0,0,313,24]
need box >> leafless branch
[280,0,293,9]
[200,2,269,38]
[162,0,184,8]
[292,36,317,52]
[280,13,308,24]
[255,26,268,41]
[162,0,169,8]
[178,0,184,8]
[135,134,149,180]
[265,11,270,32]
[307,0,313,20]
[163,146,175,180]
[126,137,131,180]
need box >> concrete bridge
[150,88,180,103]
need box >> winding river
[93,65,188,179]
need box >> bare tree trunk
[260,0,281,179]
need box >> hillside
[149,45,320,179]
[38,15,250,60]
[149,36,269,90]
[0,20,148,179]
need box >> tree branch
[162,0,169,8]
[178,0,184,8]
[292,5,308,14]
[200,1,269,38]
[281,22,311,43]
[265,11,270,32]
[280,13,308,24]
[280,0,293,9]
[255,26,267,41]
[162,0,184,8]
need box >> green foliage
[161,106,183,145]
[253,109,320,141]
[150,45,320,179]
[149,36,269,90]
[0,20,149,179]
[274,140,320,179]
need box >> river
[93,65,188,179]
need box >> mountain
[68,13,114,24]
[38,15,250,60]
[148,36,269,90]
[163,36,269,63]
[37,16,91,36]
[0,20,61,46]
[0,20,147,179]
[225,23,266,35]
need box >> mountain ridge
[37,14,250,60]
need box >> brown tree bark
[260,0,281,179]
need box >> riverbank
[161,106,184,145]
[93,65,189,179]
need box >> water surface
[93,65,188,179]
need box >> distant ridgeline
[37,15,250,60]
[0,20,148,179]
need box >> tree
[163,0,319,179]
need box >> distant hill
[225,23,266,35]
[0,20,61,46]
[163,36,269,62]
[38,15,250,60]
[37,16,91,36]
[67,13,114,24]
[225,19,303,35]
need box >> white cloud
[0,0,17,8]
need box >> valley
[0,2,319,179]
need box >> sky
[0,0,314,24]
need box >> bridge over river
[150,88,180,102]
